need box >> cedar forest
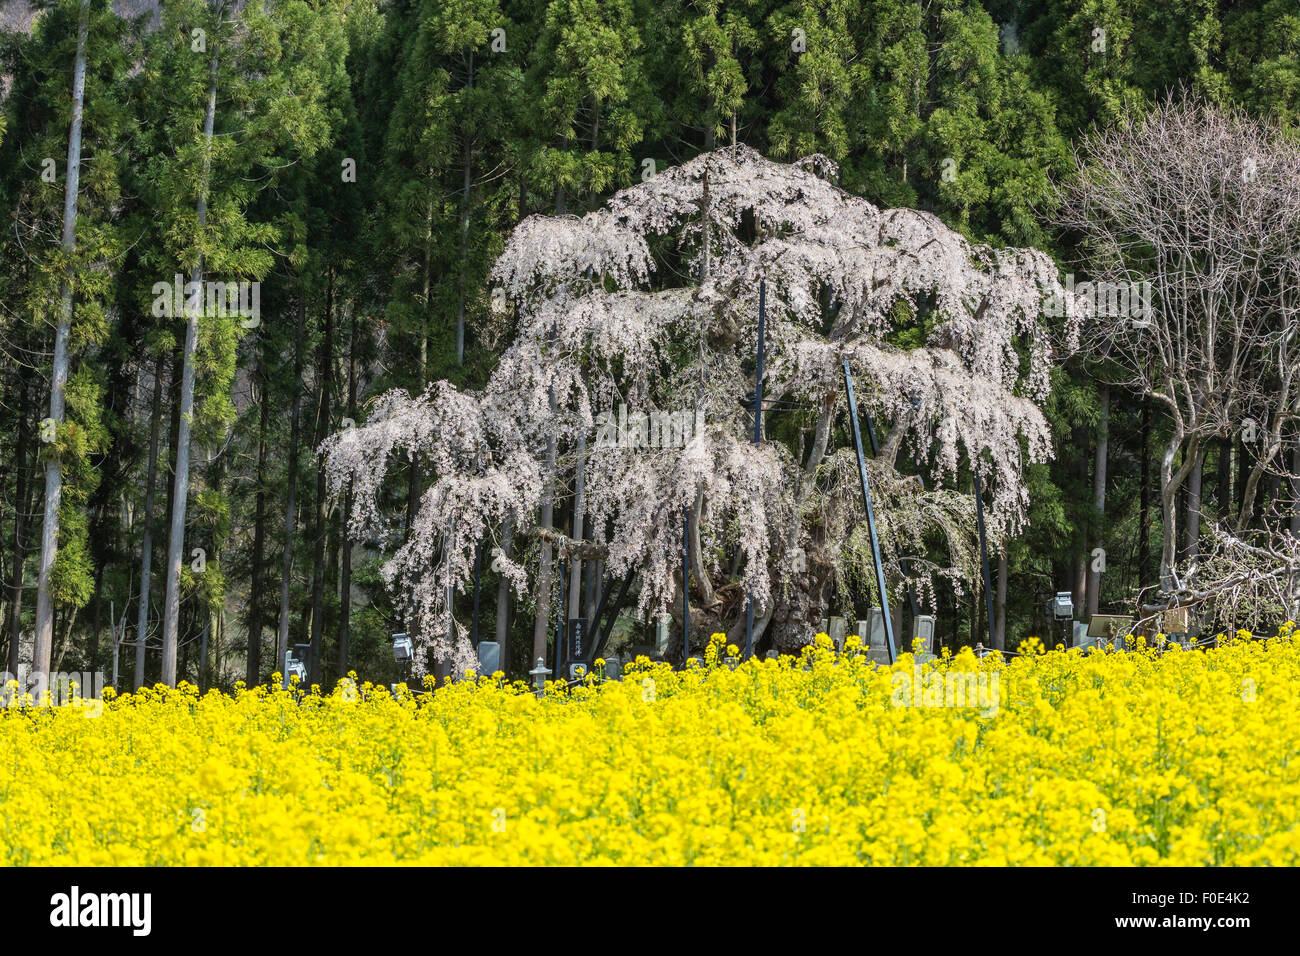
[1,0,1299,690]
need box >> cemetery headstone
[913,615,936,654]
[828,616,846,652]
[655,615,669,656]
[477,640,501,674]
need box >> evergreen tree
[1,0,128,678]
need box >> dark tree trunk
[493,515,513,679]
[277,299,307,676]
[1139,397,1151,587]
[308,271,334,685]
[1291,443,1300,537]
[1176,478,1189,564]
[994,552,1008,651]
[6,370,32,675]
[532,388,558,667]
[325,512,340,684]
[1217,437,1232,524]
[1071,426,1089,614]
[339,306,359,677]
[948,587,959,652]
[89,562,103,674]
[455,50,474,366]
[1237,435,1249,522]
[1184,444,1206,560]
[161,340,182,601]
[198,417,228,687]
[1087,385,1109,617]
[246,345,269,686]
[568,433,586,623]
[133,351,167,689]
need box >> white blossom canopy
[323,146,1078,673]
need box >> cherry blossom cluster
[323,146,1077,668]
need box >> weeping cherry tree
[322,146,1078,675]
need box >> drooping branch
[324,146,1072,667]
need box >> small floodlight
[1051,592,1074,621]
[392,633,413,662]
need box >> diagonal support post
[843,361,896,663]
[682,505,691,664]
[973,463,996,644]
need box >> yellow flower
[1,626,1297,865]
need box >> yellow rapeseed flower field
[3,630,1299,865]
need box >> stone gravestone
[907,615,938,664]
[827,616,846,652]
[913,615,936,655]
[865,610,891,665]
[858,609,937,665]
[477,641,501,674]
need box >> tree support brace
[973,464,996,643]
[843,360,896,663]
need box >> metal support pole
[682,506,691,663]
[973,464,996,644]
[745,280,766,659]
[470,538,483,648]
[842,361,896,663]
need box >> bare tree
[1141,523,1300,635]
[1055,98,1300,592]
